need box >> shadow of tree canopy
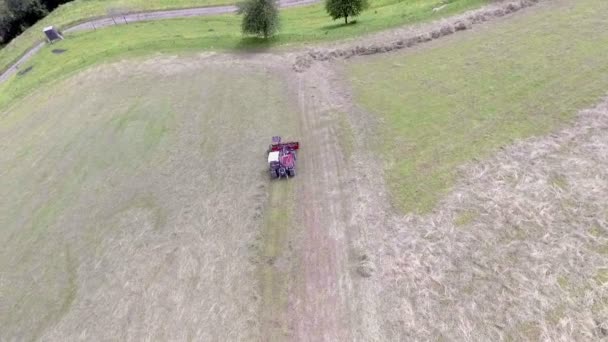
[320,20,359,31]
[235,36,280,51]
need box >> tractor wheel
[289,169,296,177]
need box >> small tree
[237,0,280,39]
[325,0,368,24]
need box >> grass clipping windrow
[293,0,542,71]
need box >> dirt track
[289,63,360,341]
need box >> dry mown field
[1,0,608,340]
[0,55,300,340]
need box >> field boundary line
[293,0,544,72]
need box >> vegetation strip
[259,181,295,339]
[293,0,541,71]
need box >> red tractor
[268,136,299,179]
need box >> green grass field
[0,0,230,76]
[0,0,490,110]
[348,0,608,213]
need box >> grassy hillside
[347,0,608,213]
[0,0,489,111]
[0,0,230,75]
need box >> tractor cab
[267,136,299,179]
[268,151,280,170]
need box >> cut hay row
[293,0,542,71]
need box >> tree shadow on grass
[234,36,280,52]
[321,20,359,31]
[17,65,34,76]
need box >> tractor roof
[268,151,280,163]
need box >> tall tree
[39,0,72,11]
[5,0,48,25]
[325,0,368,24]
[0,0,73,44]
[237,0,280,39]
[0,0,48,44]
[0,1,12,43]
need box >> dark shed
[43,26,64,43]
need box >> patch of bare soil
[293,0,544,72]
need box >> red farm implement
[267,136,299,179]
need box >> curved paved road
[0,0,318,84]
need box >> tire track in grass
[285,63,359,341]
[260,180,296,340]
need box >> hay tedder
[267,136,299,179]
